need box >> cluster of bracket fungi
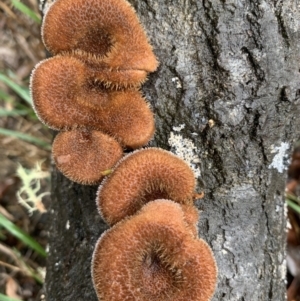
[30,0,217,300]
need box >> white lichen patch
[172,124,185,132]
[268,142,290,173]
[280,258,287,281]
[16,161,50,215]
[168,131,201,179]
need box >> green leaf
[11,0,41,24]
[0,213,46,258]
[287,199,300,214]
[0,293,23,301]
[0,128,51,150]
[0,73,32,105]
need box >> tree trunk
[45,0,300,300]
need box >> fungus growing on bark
[52,130,123,185]
[180,203,200,237]
[97,148,196,225]
[42,0,158,87]
[92,200,217,301]
[30,56,155,149]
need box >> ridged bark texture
[45,0,300,300]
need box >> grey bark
[45,0,300,300]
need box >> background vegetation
[0,1,50,300]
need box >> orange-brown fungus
[52,130,123,185]
[75,55,151,89]
[92,200,217,301]
[42,0,158,86]
[180,204,200,237]
[31,56,155,149]
[97,148,196,225]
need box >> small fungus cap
[97,148,196,225]
[52,130,123,185]
[30,56,155,149]
[42,0,158,73]
[92,200,217,301]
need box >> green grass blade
[0,214,46,258]
[0,109,29,117]
[0,90,11,101]
[14,253,44,284]
[0,74,31,105]
[0,293,22,301]
[287,199,300,214]
[11,0,41,24]
[286,193,300,205]
[0,128,51,150]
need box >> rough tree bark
[43,0,300,300]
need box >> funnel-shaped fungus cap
[42,0,158,76]
[97,148,196,225]
[92,200,217,301]
[30,56,155,149]
[52,130,123,185]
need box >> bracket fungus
[52,130,122,185]
[30,0,218,299]
[96,147,196,225]
[30,0,158,184]
[42,0,158,87]
[31,56,155,149]
[180,203,200,238]
[92,200,217,301]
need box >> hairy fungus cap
[76,56,151,89]
[30,56,155,149]
[52,130,123,185]
[180,204,200,237]
[97,148,196,225]
[42,0,158,85]
[92,200,217,301]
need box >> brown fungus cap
[74,55,151,89]
[92,200,217,301]
[180,204,200,237]
[52,130,123,185]
[97,148,196,225]
[42,0,158,86]
[30,56,155,149]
